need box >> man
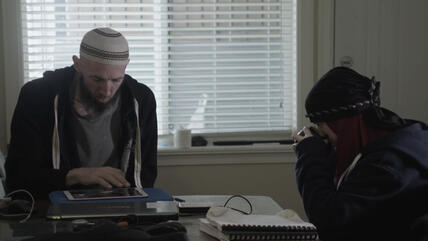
[5,27,157,199]
[293,67,428,241]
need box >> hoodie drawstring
[52,95,60,169]
[51,95,143,189]
[133,99,143,188]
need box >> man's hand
[66,167,130,189]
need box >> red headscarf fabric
[327,114,388,185]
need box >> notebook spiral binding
[205,206,319,241]
[224,225,318,240]
[228,232,318,241]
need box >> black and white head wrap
[305,66,406,129]
[80,27,129,66]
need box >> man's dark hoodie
[5,66,158,199]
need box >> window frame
[1,0,334,154]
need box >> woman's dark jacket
[295,122,428,241]
[5,66,158,199]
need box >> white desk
[173,195,284,241]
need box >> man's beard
[77,76,121,117]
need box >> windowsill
[158,143,294,156]
[157,130,295,157]
[157,143,297,166]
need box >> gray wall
[335,0,428,123]
[157,162,303,215]
[155,151,306,219]
[0,0,7,154]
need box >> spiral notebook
[200,207,318,241]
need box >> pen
[174,197,186,202]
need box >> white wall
[1,1,21,152]
[0,0,6,154]
[156,149,305,218]
[335,0,428,123]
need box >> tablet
[64,187,148,201]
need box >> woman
[293,67,428,241]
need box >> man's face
[75,57,126,104]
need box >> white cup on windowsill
[174,128,192,149]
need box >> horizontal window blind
[20,0,297,135]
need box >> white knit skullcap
[80,27,129,66]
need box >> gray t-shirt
[70,85,122,168]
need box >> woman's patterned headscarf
[305,66,406,129]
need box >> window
[20,0,297,135]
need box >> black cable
[223,195,252,215]
[1,189,35,223]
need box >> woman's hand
[292,126,329,151]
